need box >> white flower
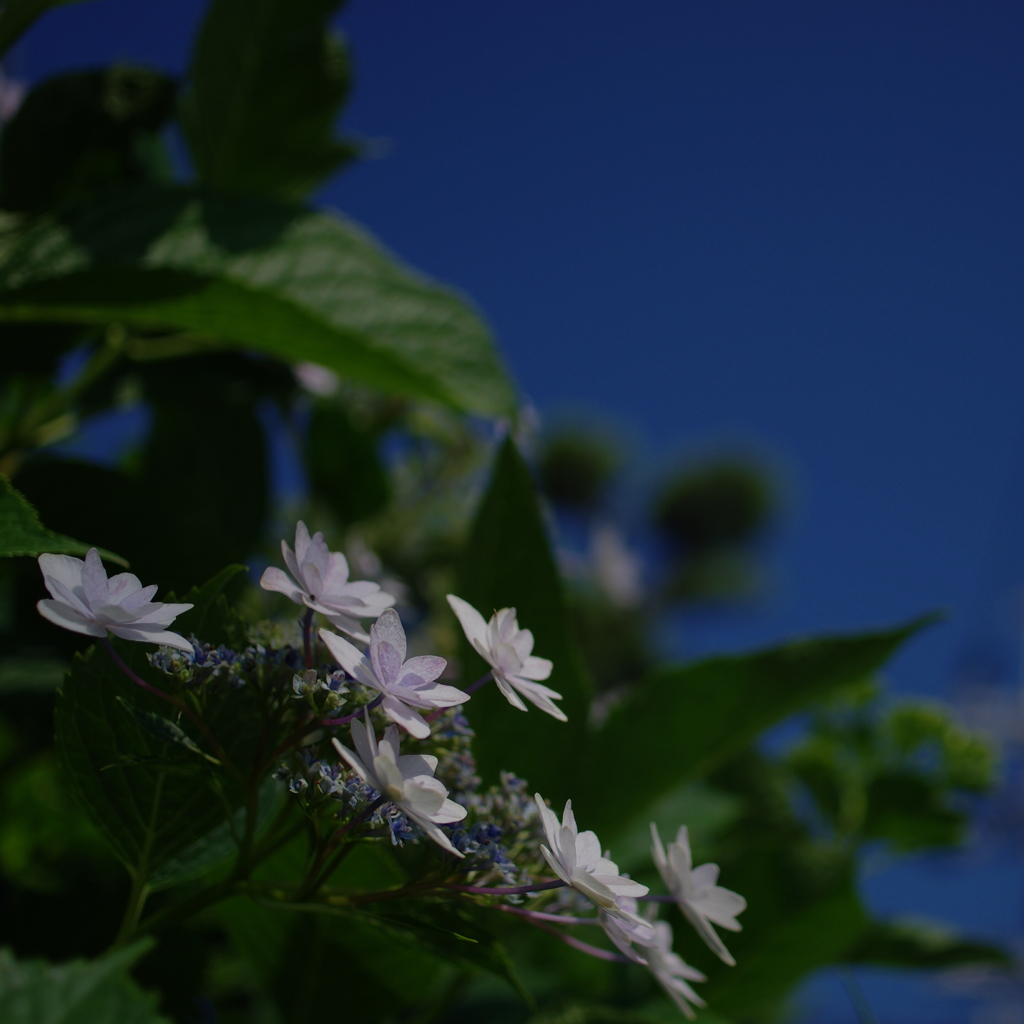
[599,893,657,962]
[261,522,394,641]
[447,595,565,720]
[535,794,648,920]
[36,549,193,653]
[319,609,469,738]
[332,717,466,857]
[651,823,746,966]
[639,919,707,1020]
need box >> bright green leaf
[456,438,591,798]
[0,472,126,564]
[180,0,356,201]
[0,185,516,416]
[0,942,169,1024]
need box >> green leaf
[456,437,591,797]
[0,472,126,564]
[168,563,248,648]
[180,0,356,201]
[54,640,239,877]
[575,615,937,830]
[0,185,516,416]
[847,918,1011,969]
[0,941,169,1024]
[0,67,176,214]
[114,697,205,757]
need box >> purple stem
[497,906,601,926]
[493,905,631,963]
[101,637,184,709]
[638,894,677,903]
[445,878,566,896]
[301,608,314,668]
[321,693,384,727]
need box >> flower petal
[261,566,305,603]
[446,595,490,651]
[36,599,104,637]
[370,608,407,663]
[380,695,430,738]
[80,548,110,607]
[108,625,195,653]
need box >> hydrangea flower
[535,794,648,924]
[599,893,657,961]
[651,823,746,966]
[447,595,566,720]
[332,717,466,857]
[36,549,193,653]
[320,609,469,738]
[638,919,707,1020]
[261,521,394,641]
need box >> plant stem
[301,608,315,667]
[444,878,565,896]
[492,905,631,962]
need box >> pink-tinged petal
[446,595,490,651]
[109,625,194,653]
[37,599,104,637]
[397,753,438,779]
[293,521,312,564]
[493,673,529,712]
[105,571,144,604]
[119,584,159,613]
[38,553,84,593]
[380,695,430,738]
[433,797,468,825]
[373,640,403,687]
[399,655,447,684]
[261,566,306,603]
[332,736,372,786]
[319,628,371,679]
[81,548,110,607]
[321,551,351,593]
[281,539,303,587]
[510,627,535,662]
[370,608,407,663]
[519,655,553,682]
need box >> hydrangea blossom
[651,823,746,966]
[599,893,657,961]
[535,794,648,926]
[261,521,394,641]
[447,595,566,720]
[638,919,707,1020]
[332,717,466,857]
[320,609,469,738]
[36,549,193,653]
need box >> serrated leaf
[180,0,356,201]
[114,697,205,757]
[0,941,169,1024]
[575,615,937,831]
[0,185,516,416]
[0,472,126,563]
[456,438,591,798]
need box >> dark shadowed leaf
[180,0,356,201]
[456,438,591,799]
[0,472,126,564]
[0,186,515,416]
[168,564,248,648]
[0,941,168,1024]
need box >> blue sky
[12,3,1024,1017]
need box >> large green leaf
[0,942,168,1024]
[0,186,516,416]
[0,472,126,564]
[180,0,356,201]
[54,639,243,878]
[575,615,935,830]
[456,438,591,798]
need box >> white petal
[406,814,464,858]
[493,672,529,712]
[80,548,110,607]
[690,863,720,888]
[38,553,84,593]
[519,655,553,682]
[398,753,438,779]
[261,566,306,603]
[370,608,407,663]
[400,655,447,683]
[433,797,468,825]
[380,695,430,738]
[333,737,373,788]
[319,628,372,678]
[109,625,195,653]
[681,904,736,966]
[508,678,566,720]
[37,599,104,637]
[534,794,561,850]
[540,843,571,884]
[446,595,491,652]
[293,521,312,564]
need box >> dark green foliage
[654,461,772,552]
[306,401,390,526]
[0,942,169,1024]
[456,438,592,799]
[0,66,175,214]
[847,919,1011,969]
[180,0,357,202]
[538,432,619,511]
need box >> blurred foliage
[0,2,1008,1023]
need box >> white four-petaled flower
[320,609,469,738]
[638,918,707,1020]
[447,595,565,720]
[36,549,193,653]
[651,823,746,966]
[261,521,394,641]
[332,716,466,857]
[535,794,648,925]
